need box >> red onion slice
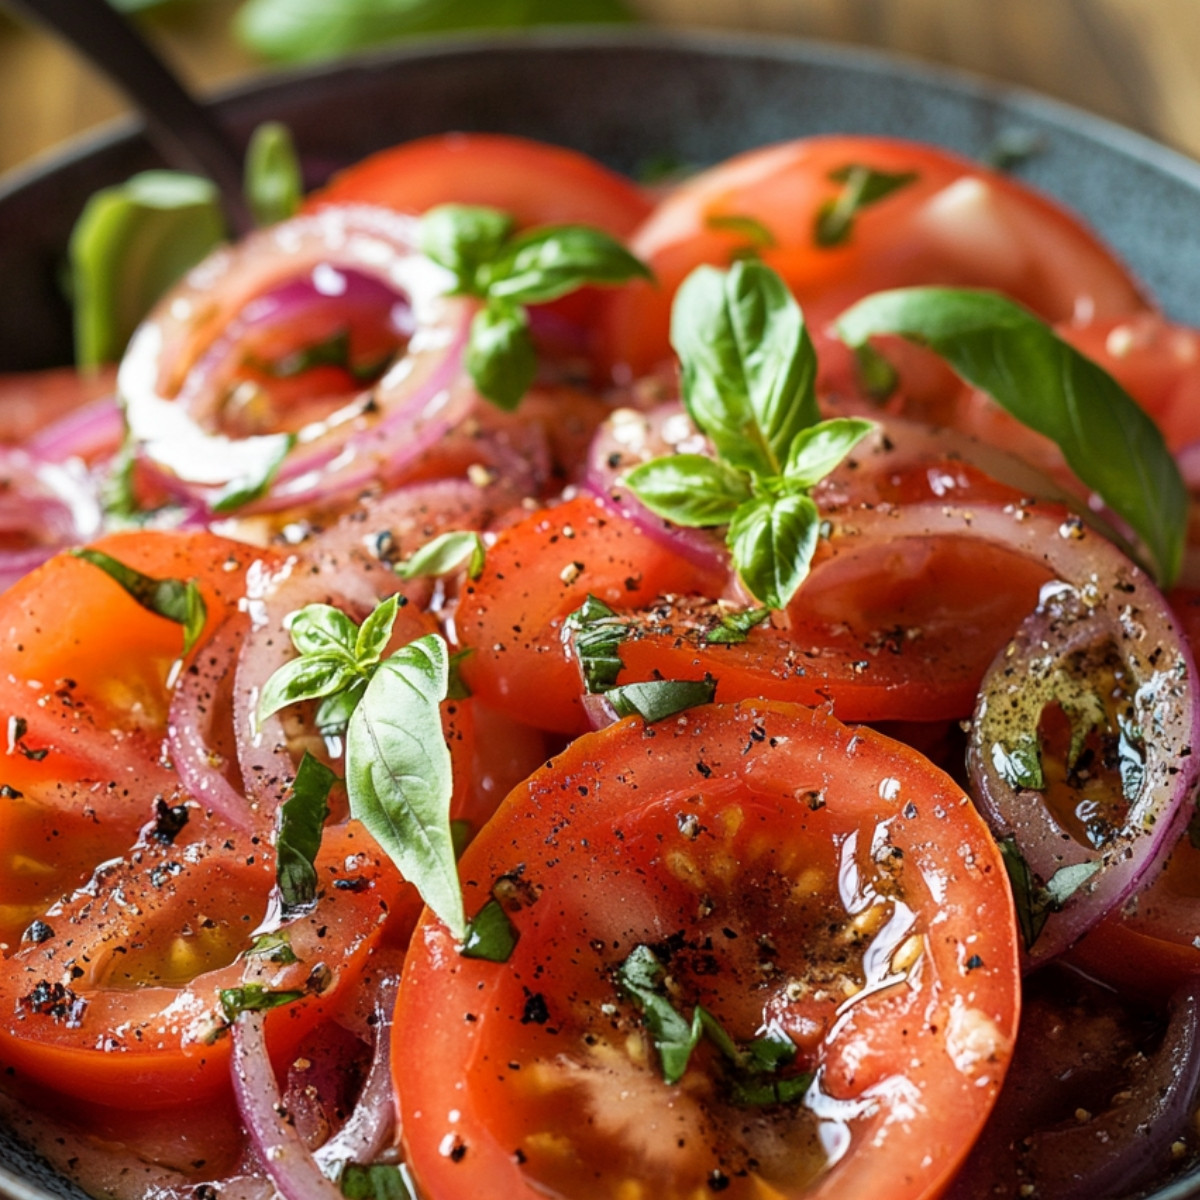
[581,402,730,574]
[939,505,1200,964]
[27,396,125,464]
[232,1013,345,1200]
[119,205,480,516]
[168,613,254,832]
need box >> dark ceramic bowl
[2,27,1200,1200]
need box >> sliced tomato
[600,136,1150,381]
[305,133,653,236]
[395,700,1020,1200]
[0,822,410,1107]
[454,494,728,734]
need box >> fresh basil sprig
[624,260,873,608]
[835,287,1188,586]
[70,548,207,655]
[258,599,465,938]
[419,203,651,410]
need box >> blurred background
[0,0,1194,175]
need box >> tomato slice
[306,133,653,236]
[600,136,1149,380]
[395,700,1020,1200]
[0,822,410,1107]
[454,494,728,734]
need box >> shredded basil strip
[624,260,873,608]
[607,678,717,723]
[814,164,918,248]
[210,432,295,514]
[242,930,300,965]
[276,752,336,918]
[997,836,1101,950]
[705,212,778,249]
[418,203,650,411]
[345,634,465,938]
[706,607,770,645]
[835,287,1187,586]
[562,595,629,693]
[395,531,486,581]
[219,983,305,1022]
[70,548,207,655]
[460,898,520,962]
[339,1163,418,1200]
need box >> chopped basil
[997,836,1100,951]
[244,120,303,227]
[991,734,1045,792]
[705,607,770,646]
[210,432,295,514]
[276,752,336,918]
[705,213,778,251]
[617,945,805,1104]
[418,203,650,410]
[460,898,520,962]
[835,287,1187,586]
[607,678,716,723]
[345,634,464,938]
[562,595,629,693]
[624,260,873,608]
[394,531,486,582]
[339,1163,417,1200]
[814,164,918,248]
[243,930,300,965]
[446,648,473,701]
[218,983,305,1022]
[70,548,206,655]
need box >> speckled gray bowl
[3,27,1200,1200]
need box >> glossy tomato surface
[395,701,1020,1200]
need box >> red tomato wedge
[600,136,1149,380]
[395,701,1020,1200]
[306,133,653,236]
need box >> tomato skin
[454,494,728,734]
[600,136,1149,380]
[0,823,407,1108]
[395,701,1019,1200]
[306,133,653,237]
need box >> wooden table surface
[1,0,1196,176]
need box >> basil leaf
[705,213,777,249]
[460,897,520,962]
[991,734,1045,791]
[562,595,628,693]
[1044,859,1101,907]
[243,930,300,965]
[219,983,305,1022]
[623,453,751,528]
[815,164,918,248]
[70,548,206,654]
[783,418,874,489]
[447,648,473,701]
[395,531,486,581]
[607,678,716,723]
[276,751,336,917]
[340,1164,417,1200]
[345,634,464,938]
[354,594,402,664]
[244,121,302,227]
[466,301,537,412]
[235,0,633,64]
[419,205,515,292]
[671,260,819,476]
[258,654,357,723]
[70,171,225,367]
[314,679,368,738]
[617,945,703,1085]
[706,607,770,646]
[287,604,361,657]
[209,432,294,514]
[484,226,651,306]
[729,1074,813,1108]
[727,492,821,610]
[997,836,1046,950]
[835,287,1187,586]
